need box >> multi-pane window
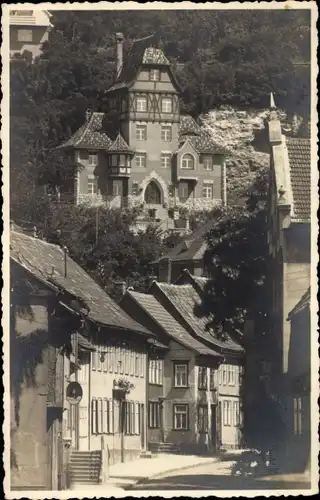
[181,153,195,170]
[198,405,208,433]
[17,29,33,42]
[178,181,191,201]
[161,125,172,142]
[198,366,208,390]
[161,153,171,169]
[124,401,136,435]
[228,365,235,386]
[202,182,213,199]
[149,359,163,385]
[173,404,189,430]
[91,398,114,435]
[148,401,161,428]
[136,124,147,141]
[88,153,98,166]
[136,97,147,112]
[203,155,213,171]
[223,400,232,427]
[150,69,160,81]
[135,153,147,168]
[140,353,145,378]
[233,401,242,427]
[161,97,173,113]
[293,397,303,435]
[174,363,188,387]
[87,176,98,195]
[210,368,216,390]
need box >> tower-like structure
[57,33,227,228]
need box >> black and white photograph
[2,2,318,497]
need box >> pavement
[69,453,218,495]
[69,450,314,495]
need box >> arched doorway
[144,181,161,204]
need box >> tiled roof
[158,218,215,263]
[10,231,151,336]
[142,47,170,65]
[128,291,220,357]
[179,115,202,138]
[58,112,112,150]
[108,34,181,93]
[154,282,243,353]
[179,115,227,155]
[288,287,311,319]
[108,133,134,153]
[286,137,311,221]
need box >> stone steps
[68,450,102,486]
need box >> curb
[122,457,218,490]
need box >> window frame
[198,405,208,433]
[136,96,148,112]
[173,362,189,388]
[198,366,208,390]
[161,97,173,114]
[161,152,171,169]
[161,125,172,142]
[135,152,147,168]
[148,401,161,429]
[88,153,98,167]
[203,155,213,171]
[181,153,195,170]
[173,403,189,430]
[150,69,160,81]
[87,176,98,195]
[136,124,147,141]
[202,182,213,199]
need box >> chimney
[86,109,92,122]
[158,257,172,284]
[116,32,124,79]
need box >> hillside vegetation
[10,9,310,222]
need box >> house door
[145,181,161,204]
[77,351,90,450]
[211,405,217,451]
[217,402,222,450]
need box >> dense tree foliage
[198,166,269,338]
[28,203,181,300]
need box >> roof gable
[288,287,311,319]
[58,112,112,151]
[10,231,150,336]
[126,290,221,358]
[152,281,243,354]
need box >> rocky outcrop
[200,106,303,204]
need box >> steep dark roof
[286,137,311,221]
[108,133,134,154]
[10,231,151,336]
[58,112,112,150]
[153,282,243,354]
[178,115,227,155]
[127,290,220,357]
[157,218,216,263]
[288,287,311,319]
[108,34,181,93]
[179,115,202,138]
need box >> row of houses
[10,226,243,491]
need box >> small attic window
[150,69,160,81]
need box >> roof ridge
[11,230,64,252]
[74,112,95,147]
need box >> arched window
[181,153,195,170]
[145,181,161,204]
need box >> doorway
[145,181,161,205]
[211,405,217,451]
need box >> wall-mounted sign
[66,382,83,405]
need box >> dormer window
[161,97,172,113]
[181,153,195,170]
[150,69,160,81]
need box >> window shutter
[140,353,144,377]
[92,399,97,434]
[135,403,140,434]
[131,402,135,434]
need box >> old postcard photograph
[1,2,318,498]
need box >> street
[128,458,311,491]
